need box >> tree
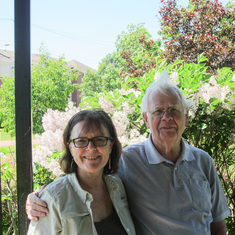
[79,71,102,97]
[80,23,161,98]
[159,0,235,72]
[117,24,161,78]
[120,35,161,78]
[0,51,79,135]
[80,53,122,98]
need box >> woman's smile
[83,155,101,160]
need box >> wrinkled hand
[26,185,49,222]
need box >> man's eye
[170,108,180,113]
[154,109,164,114]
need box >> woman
[27,109,136,235]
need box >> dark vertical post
[15,0,33,234]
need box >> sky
[0,0,231,70]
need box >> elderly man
[26,72,230,235]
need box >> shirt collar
[68,173,118,203]
[144,134,195,165]
[68,173,88,203]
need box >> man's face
[143,91,188,149]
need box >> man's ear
[142,112,150,129]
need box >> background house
[0,49,96,106]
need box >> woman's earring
[109,158,111,170]
[71,157,74,169]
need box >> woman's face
[69,121,113,177]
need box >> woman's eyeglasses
[69,136,112,148]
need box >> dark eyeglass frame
[69,136,112,148]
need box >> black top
[94,207,128,235]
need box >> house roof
[67,59,96,72]
[0,49,96,72]
[0,49,14,62]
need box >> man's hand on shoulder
[26,185,49,221]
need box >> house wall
[0,59,14,78]
[72,72,83,107]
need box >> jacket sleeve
[27,190,62,235]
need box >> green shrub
[33,163,56,191]
[1,156,18,235]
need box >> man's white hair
[141,70,193,113]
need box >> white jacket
[27,173,136,235]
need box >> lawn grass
[0,128,37,141]
[0,128,38,155]
[0,129,15,141]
